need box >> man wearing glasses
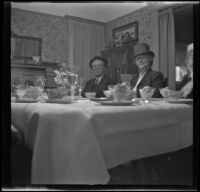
[82,56,115,98]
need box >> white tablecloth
[11,99,193,184]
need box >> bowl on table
[85,92,96,99]
[112,90,135,102]
[25,87,43,99]
[139,86,155,99]
[112,83,135,102]
[16,89,27,100]
[103,90,113,99]
[160,88,183,99]
[46,88,68,99]
[108,85,116,91]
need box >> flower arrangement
[54,62,78,88]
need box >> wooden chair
[11,125,32,185]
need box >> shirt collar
[138,68,151,76]
[96,73,104,82]
[139,71,147,78]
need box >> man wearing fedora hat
[130,43,165,98]
[82,55,115,98]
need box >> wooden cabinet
[11,60,59,89]
[101,45,138,82]
[11,33,59,88]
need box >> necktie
[95,78,99,85]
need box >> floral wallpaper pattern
[11,6,155,63]
[11,8,68,63]
[105,6,154,49]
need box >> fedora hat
[132,43,155,59]
[89,56,108,68]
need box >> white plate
[165,98,193,104]
[45,99,72,104]
[73,96,87,100]
[148,98,165,101]
[98,100,139,106]
[16,99,39,103]
[132,98,164,102]
[90,97,110,101]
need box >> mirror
[11,33,42,60]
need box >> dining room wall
[11,5,165,67]
[11,8,68,63]
[11,6,156,63]
[105,5,155,49]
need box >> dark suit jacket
[82,75,115,98]
[130,68,165,98]
[176,75,193,99]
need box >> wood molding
[65,14,106,26]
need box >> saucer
[16,99,39,103]
[165,98,193,104]
[45,99,73,104]
[90,97,110,102]
[98,100,139,106]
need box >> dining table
[11,98,193,184]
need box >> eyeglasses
[91,64,105,69]
[135,55,151,61]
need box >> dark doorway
[174,5,193,83]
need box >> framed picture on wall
[112,21,139,43]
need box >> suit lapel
[131,73,139,88]
[96,75,106,90]
[91,78,97,91]
[138,68,152,88]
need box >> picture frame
[112,21,139,43]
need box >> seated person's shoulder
[151,70,164,78]
[86,78,95,84]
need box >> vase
[70,85,76,103]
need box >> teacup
[160,88,183,99]
[139,86,155,99]
[85,92,96,99]
[16,89,27,100]
[26,87,43,99]
[108,85,115,91]
[103,90,112,99]
[112,90,134,102]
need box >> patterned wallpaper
[11,8,68,63]
[11,6,156,63]
[105,6,155,49]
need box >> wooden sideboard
[11,33,60,88]
[101,45,138,82]
[11,59,59,88]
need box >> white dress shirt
[95,74,104,85]
[132,72,146,92]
